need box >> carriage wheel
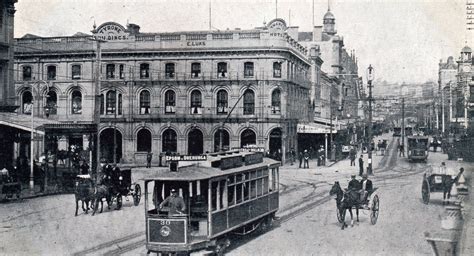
[370,195,379,225]
[422,179,430,204]
[133,184,141,206]
[337,208,343,223]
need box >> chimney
[312,26,322,41]
[286,26,299,40]
[127,23,141,34]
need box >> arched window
[71,90,82,114]
[190,90,202,114]
[240,129,256,148]
[243,89,255,115]
[214,129,230,152]
[162,129,177,153]
[45,90,57,115]
[140,90,151,114]
[106,90,116,114]
[271,89,281,114]
[137,128,152,152]
[216,90,228,114]
[140,63,150,79]
[165,63,175,78]
[165,90,176,113]
[273,62,282,78]
[22,91,33,114]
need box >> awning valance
[0,112,58,135]
[297,123,337,134]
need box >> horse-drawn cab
[421,166,458,204]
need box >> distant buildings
[0,0,17,111]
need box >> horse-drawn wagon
[101,167,141,210]
[421,167,457,204]
[330,182,380,229]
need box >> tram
[407,135,429,162]
[142,151,280,255]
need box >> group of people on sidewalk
[287,146,327,169]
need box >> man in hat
[358,155,364,176]
[348,174,361,191]
[159,188,186,216]
[359,173,373,204]
[303,149,310,169]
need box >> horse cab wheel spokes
[133,184,141,206]
[370,195,379,225]
[422,178,430,204]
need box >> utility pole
[401,98,405,149]
[367,65,374,175]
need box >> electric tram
[407,135,429,162]
[142,151,280,255]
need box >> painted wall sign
[267,18,287,32]
[187,41,206,46]
[94,22,130,41]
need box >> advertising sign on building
[94,22,130,41]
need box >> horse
[74,177,94,216]
[329,181,360,230]
[92,175,112,216]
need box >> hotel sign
[94,22,130,41]
[297,124,336,134]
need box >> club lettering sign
[165,155,207,161]
[94,22,130,41]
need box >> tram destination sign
[165,155,207,161]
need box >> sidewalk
[280,133,395,179]
[460,165,473,255]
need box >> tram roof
[140,157,280,181]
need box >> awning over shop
[297,123,337,134]
[0,112,58,135]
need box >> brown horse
[329,182,361,230]
[74,177,94,216]
[92,175,112,216]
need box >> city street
[1,134,466,255]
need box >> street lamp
[30,79,50,191]
[367,65,374,176]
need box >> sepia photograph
[0,0,473,255]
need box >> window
[71,90,82,114]
[190,90,202,114]
[119,64,125,79]
[118,94,122,115]
[22,91,33,114]
[165,63,175,78]
[99,94,104,115]
[165,90,176,113]
[72,65,81,80]
[216,90,228,114]
[106,64,115,79]
[47,66,56,80]
[140,63,150,79]
[244,62,254,78]
[140,90,151,114]
[22,66,32,81]
[273,62,282,78]
[162,129,177,153]
[137,129,152,152]
[45,91,57,115]
[214,129,230,152]
[191,63,201,78]
[243,89,255,115]
[217,62,227,78]
[106,91,116,114]
[271,89,281,114]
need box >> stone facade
[0,0,17,111]
[14,19,312,164]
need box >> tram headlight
[160,225,171,237]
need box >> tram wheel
[215,238,230,256]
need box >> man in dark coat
[349,147,356,166]
[298,151,303,168]
[146,151,153,168]
[78,159,89,175]
[358,155,364,176]
[348,174,361,191]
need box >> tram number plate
[434,176,442,184]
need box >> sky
[13,0,471,84]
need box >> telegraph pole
[401,98,405,149]
[367,65,374,175]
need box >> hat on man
[171,188,177,193]
[304,149,308,152]
[362,173,368,179]
[351,174,356,178]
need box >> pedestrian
[298,151,303,168]
[303,149,310,169]
[399,143,405,157]
[78,159,89,175]
[290,148,295,165]
[146,151,153,168]
[358,154,364,176]
[349,147,356,166]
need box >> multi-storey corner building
[438,56,457,133]
[13,19,312,165]
[456,46,474,130]
[0,0,17,111]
